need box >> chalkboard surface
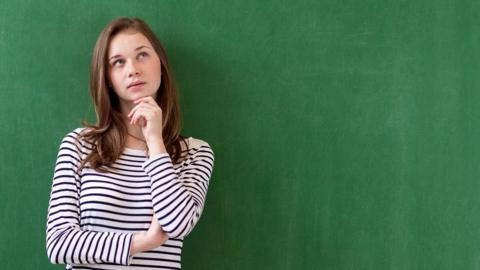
[1,1,480,269]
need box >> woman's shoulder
[62,127,88,140]
[60,130,213,156]
[186,136,210,149]
[67,127,87,136]
[182,136,214,166]
[60,127,94,148]
[184,136,214,156]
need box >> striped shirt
[46,128,214,269]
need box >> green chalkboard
[1,0,480,269]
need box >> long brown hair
[79,17,187,172]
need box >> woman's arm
[46,131,134,265]
[142,142,214,239]
[130,213,168,255]
[128,96,215,239]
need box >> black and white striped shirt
[46,128,214,269]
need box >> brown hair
[79,17,188,172]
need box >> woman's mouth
[127,81,146,90]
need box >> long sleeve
[45,131,133,265]
[142,142,214,239]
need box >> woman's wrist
[146,139,167,157]
[130,232,146,256]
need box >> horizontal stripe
[46,128,213,269]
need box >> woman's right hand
[130,214,169,255]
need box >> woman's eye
[138,52,149,59]
[112,59,124,66]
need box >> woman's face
[107,30,161,107]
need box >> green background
[1,0,480,269]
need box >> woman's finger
[130,107,155,126]
[128,102,156,118]
[130,109,144,125]
[130,108,143,125]
[133,97,162,113]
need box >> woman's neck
[124,125,147,150]
[120,102,146,149]
[126,124,144,140]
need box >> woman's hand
[145,213,168,246]
[128,96,163,143]
[128,96,167,156]
[130,214,169,255]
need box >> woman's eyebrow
[135,45,152,51]
[109,45,153,61]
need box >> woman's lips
[128,82,146,90]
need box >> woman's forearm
[130,223,169,255]
[147,139,167,158]
[130,232,146,255]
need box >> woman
[46,17,214,269]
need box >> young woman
[46,17,214,270]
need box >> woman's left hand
[128,96,164,146]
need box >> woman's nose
[127,61,141,77]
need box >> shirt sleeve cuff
[143,153,171,171]
[122,233,134,265]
